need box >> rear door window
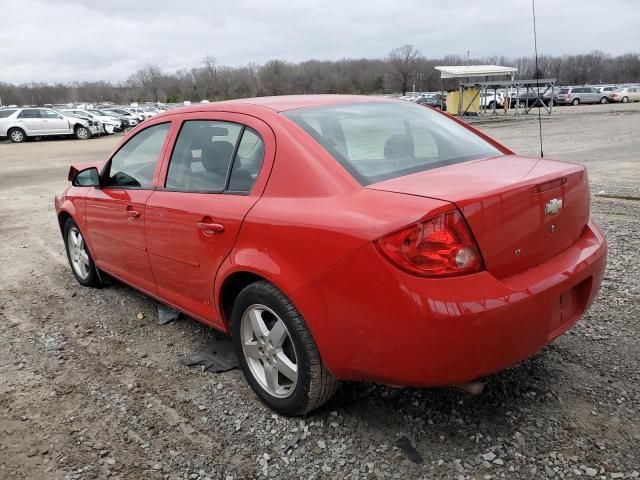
[165,120,264,194]
[18,109,41,119]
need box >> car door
[41,109,70,134]
[16,109,43,135]
[145,113,274,327]
[84,121,173,294]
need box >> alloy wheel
[240,304,298,398]
[10,130,24,142]
[67,226,90,279]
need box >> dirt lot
[1,104,639,480]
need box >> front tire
[75,125,92,140]
[622,96,629,104]
[599,96,608,104]
[9,128,26,143]
[231,281,337,416]
[63,218,101,287]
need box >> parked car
[98,109,138,128]
[55,95,606,415]
[608,86,640,103]
[478,90,506,109]
[103,108,144,123]
[85,109,128,131]
[509,91,553,108]
[416,93,446,110]
[555,86,608,105]
[61,109,121,134]
[596,85,617,98]
[0,107,99,143]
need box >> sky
[0,0,638,84]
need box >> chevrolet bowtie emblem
[544,198,563,215]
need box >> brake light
[375,210,483,277]
[611,93,618,98]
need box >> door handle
[126,205,140,219]
[197,221,225,236]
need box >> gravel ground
[0,103,638,479]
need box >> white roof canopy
[435,65,517,79]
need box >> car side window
[106,122,170,188]
[42,110,63,119]
[18,109,41,119]
[165,120,243,192]
[228,128,265,192]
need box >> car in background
[596,86,617,99]
[98,109,138,128]
[608,87,640,103]
[126,107,154,120]
[0,107,99,143]
[509,91,553,108]
[85,109,128,130]
[55,95,606,415]
[102,108,144,124]
[417,93,446,110]
[61,108,121,134]
[480,91,505,109]
[555,86,608,105]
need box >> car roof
[172,94,392,115]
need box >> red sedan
[55,95,607,415]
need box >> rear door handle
[197,221,225,236]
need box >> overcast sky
[1,0,638,84]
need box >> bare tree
[128,64,164,102]
[2,51,639,106]
[387,45,422,95]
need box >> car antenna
[532,0,544,158]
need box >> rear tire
[231,281,337,416]
[63,218,101,287]
[8,128,26,143]
[571,98,580,106]
[75,125,92,140]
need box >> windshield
[283,102,502,185]
[559,88,570,94]
[88,109,107,116]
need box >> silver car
[0,107,101,143]
[61,108,121,134]
[608,86,640,103]
[555,86,608,105]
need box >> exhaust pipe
[455,381,485,395]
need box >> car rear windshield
[283,102,502,185]
[0,109,17,118]
[559,88,570,94]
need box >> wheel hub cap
[240,304,298,398]
[67,227,90,279]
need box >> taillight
[375,210,483,277]
[611,93,618,97]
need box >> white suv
[0,107,101,143]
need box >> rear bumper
[292,219,607,386]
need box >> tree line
[1,46,639,106]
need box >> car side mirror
[73,167,101,188]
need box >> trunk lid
[368,155,590,278]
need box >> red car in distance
[55,95,607,415]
